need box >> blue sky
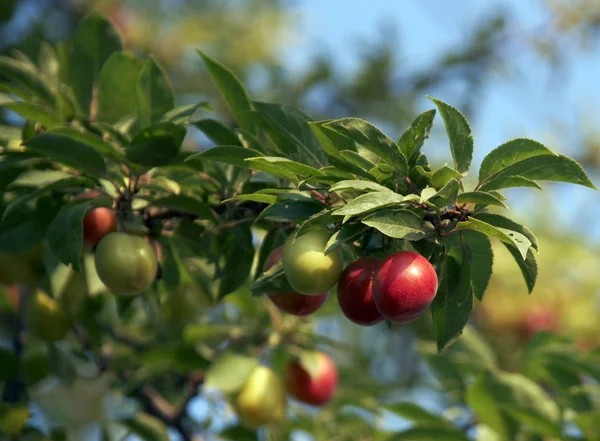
[284,0,600,242]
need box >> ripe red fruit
[83,207,117,245]
[522,305,559,339]
[263,246,328,316]
[372,251,438,323]
[285,352,338,406]
[337,257,384,326]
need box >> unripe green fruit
[282,229,343,295]
[24,291,72,341]
[235,366,287,428]
[94,233,158,295]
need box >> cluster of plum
[264,228,439,326]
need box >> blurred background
[1,0,599,439]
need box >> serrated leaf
[456,191,507,208]
[205,352,258,394]
[245,156,325,179]
[431,178,460,205]
[478,138,554,181]
[362,209,424,240]
[136,56,174,129]
[333,191,409,217]
[504,245,537,293]
[186,146,264,169]
[428,97,473,173]
[480,153,596,191]
[97,51,143,123]
[324,118,407,172]
[430,165,463,189]
[420,186,437,203]
[71,13,122,114]
[398,109,436,161]
[126,122,185,167]
[480,175,543,191]
[455,218,531,259]
[324,223,367,255]
[309,119,357,156]
[329,180,392,193]
[47,203,89,270]
[23,133,106,177]
[198,50,254,132]
[253,101,327,167]
[463,231,493,300]
[474,213,539,251]
[432,250,474,352]
[193,118,241,146]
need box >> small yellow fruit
[282,229,343,295]
[24,291,72,342]
[235,366,287,428]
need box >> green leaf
[151,195,218,224]
[136,56,175,129]
[198,50,254,131]
[0,349,20,381]
[480,153,597,191]
[226,193,277,204]
[383,403,446,425]
[122,413,169,441]
[245,156,325,179]
[126,122,185,167]
[428,97,473,173]
[478,138,554,181]
[0,55,55,105]
[387,424,470,441]
[4,176,93,219]
[3,102,62,128]
[333,191,411,217]
[574,411,600,440]
[467,373,515,439]
[22,133,107,177]
[398,109,436,161]
[160,102,211,125]
[295,209,335,238]
[324,118,407,173]
[50,127,123,161]
[46,203,89,270]
[250,262,294,295]
[455,218,531,260]
[256,200,324,223]
[474,213,539,251]
[96,51,143,124]
[431,179,460,205]
[186,146,264,169]
[430,165,463,189]
[503,407,562,438]
[204,352,258,394]
[420,187,437,203]
[432,249,474,352]
[9,170,72,187]
[218,223,254,298]
[253,101,327,167]
[480,176,543,191]
[362,209,425,240]
[324,223,367,255]
[71,13,122,114]
[330,180,392,193]
[456,191,508,209]
[309,119,357,156]
[193,118,241,146]
[504,245,537,293]
[463,231,493,300]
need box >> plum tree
[235,365,287,428]
[82,207,117,246]
[264,246,329,316]
[337,257,384,326]
[285,351,338,406]
[23,291,72,342]
[372,251,438,323]
[282,229,343,295]
[94,233,158,295]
